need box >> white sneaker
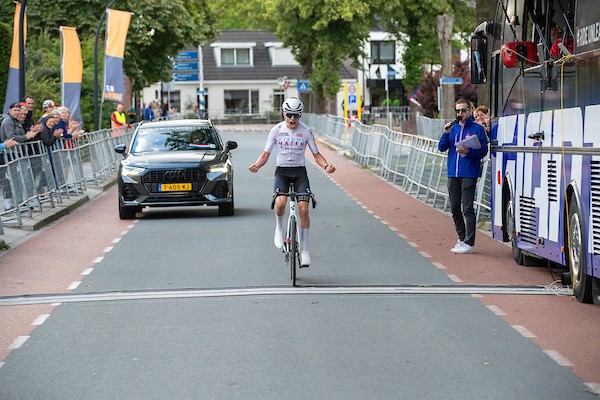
[300,250,311,267]
[450,239,465,253]
[274,227,284,249]
[453,243,474,254]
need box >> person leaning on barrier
[438,98,488,255]
[1,102,39,144]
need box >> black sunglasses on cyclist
[286,112,301,119]
[456,108,469,114]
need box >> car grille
[141,168,207,193]
[142,169,204,183]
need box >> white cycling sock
[275,214,284,232]
[301,228,309,251]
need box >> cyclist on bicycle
[248,97,335,267]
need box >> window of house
[221,48,251,65]
[273,90,285,112]
[224,90,259,114]
[371,41,395,64]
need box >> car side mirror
[470,35,488,84]
[115,144,127,156]
[225,141,238,152]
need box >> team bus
[470,0,600,304]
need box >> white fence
[304,114,491,225]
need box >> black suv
[115,119,237,219]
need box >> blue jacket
[438,118,488,178]
[143,106,154,121]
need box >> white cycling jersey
[264,121,319,167]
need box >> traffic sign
[177,51,198,60]
[174,62,199,71]
[297,80,310,93]
[173,73,199,82]
[348,95,357,104]
[196,89,208,94]
[440,77,463,85]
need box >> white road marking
[419,251,431,258]
[544,350,574,367]
[432,262,445,270]
[584,383,600,395]
[448,275,463,283]
[81,268,94,276]
[512,325,537,338]
[10,336,30,349]
[67,281,81,290]
[112,237,121,243]
[0,285,570,307]
[93,257,104,264]
[408,242,418,248]
[486,305,506,316]
[103,247,113,253]
[31,314,50,326]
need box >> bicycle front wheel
[289,217,298,286]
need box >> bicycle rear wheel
[289,217,298,286]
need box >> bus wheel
[505,198,525,265]
[567,197,593,303]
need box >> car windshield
[130,125,221,153]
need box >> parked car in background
[115,119,237,219]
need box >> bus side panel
[583,104,600,280]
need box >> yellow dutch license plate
[159,183,192,192]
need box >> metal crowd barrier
[306,114,491,226]
[0,127,134,231]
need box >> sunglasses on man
[455,108,469,114]
[286,112,301,119]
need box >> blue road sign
[440,77,463,85]
[174,62,199,71]
[177,51,198,60]
[348,95,357,104]
[196,89,208,95]
[297,80,310,93]
[173,73,199,82]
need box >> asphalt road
[0,129,596,399]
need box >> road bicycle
[271,182,317,286]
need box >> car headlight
[122,165,146,176]
[207,163,228,180]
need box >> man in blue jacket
[438,99,488,254]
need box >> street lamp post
[94,0,118,131]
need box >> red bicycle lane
[0,190,135,362]
[314,143,600,388]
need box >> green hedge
[0,22,10,108]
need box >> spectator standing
[22,95,35,132]
[127,106,137,124]
[39,99,56,122]
[438,98,489,254]
[0,102,38,210]
[143,102,155,121]
[473,105,491,138]
[111,103,128,135]
[161,100,169,118]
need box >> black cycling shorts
[274,166,311,202]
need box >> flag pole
[94,0,118,131]
[18,0,27,100]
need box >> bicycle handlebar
[270,189,317,209]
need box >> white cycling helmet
[282,97,304,114]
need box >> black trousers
[447,177,477,246]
